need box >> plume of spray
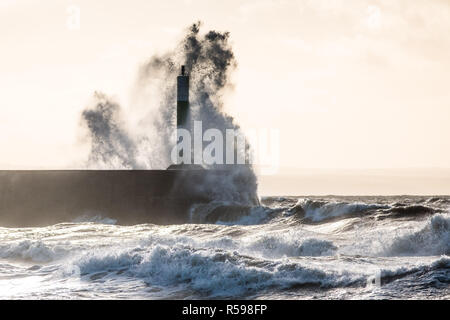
[81,92,143,169]
[80,22,259,205]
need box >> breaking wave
[287,199,388,222]
[0,240,69,263]
[378,205,437,219]
[71,244,360,297]
[189,201,276,225]
[383,214,450,256]
[66,240,448,297]
[281,198,439,224]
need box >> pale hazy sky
[1,0,450,171]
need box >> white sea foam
[70,243,360,297]
[382,214,450,256]
[0,240,69,263]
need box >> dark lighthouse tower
[175,65,191,164]
[177,65,189,129]
[170,65,203,169]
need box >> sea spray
[80,22,258,206]
[81,92,143,169]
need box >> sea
[0,196,448,299]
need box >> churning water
[0,196,448,299]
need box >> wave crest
[72,244,359,297]
[190,201,275,225]
[383,214,450,256]
[248,236,337,258]
[0,240,68,263]
[290,199,387,222]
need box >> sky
[1,0,449,188]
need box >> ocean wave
[190,201,276,225]
[0,240,69,263]
[383,214,450,256]
[75,249,143,275]
[425,197,450,204]
[373,256,450,287]
[288,199,388,222]
[70,240,449,297]
[247,236,337,258]
[377,205,436,220]
[72,244,361,297]
[142,230,337,259]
